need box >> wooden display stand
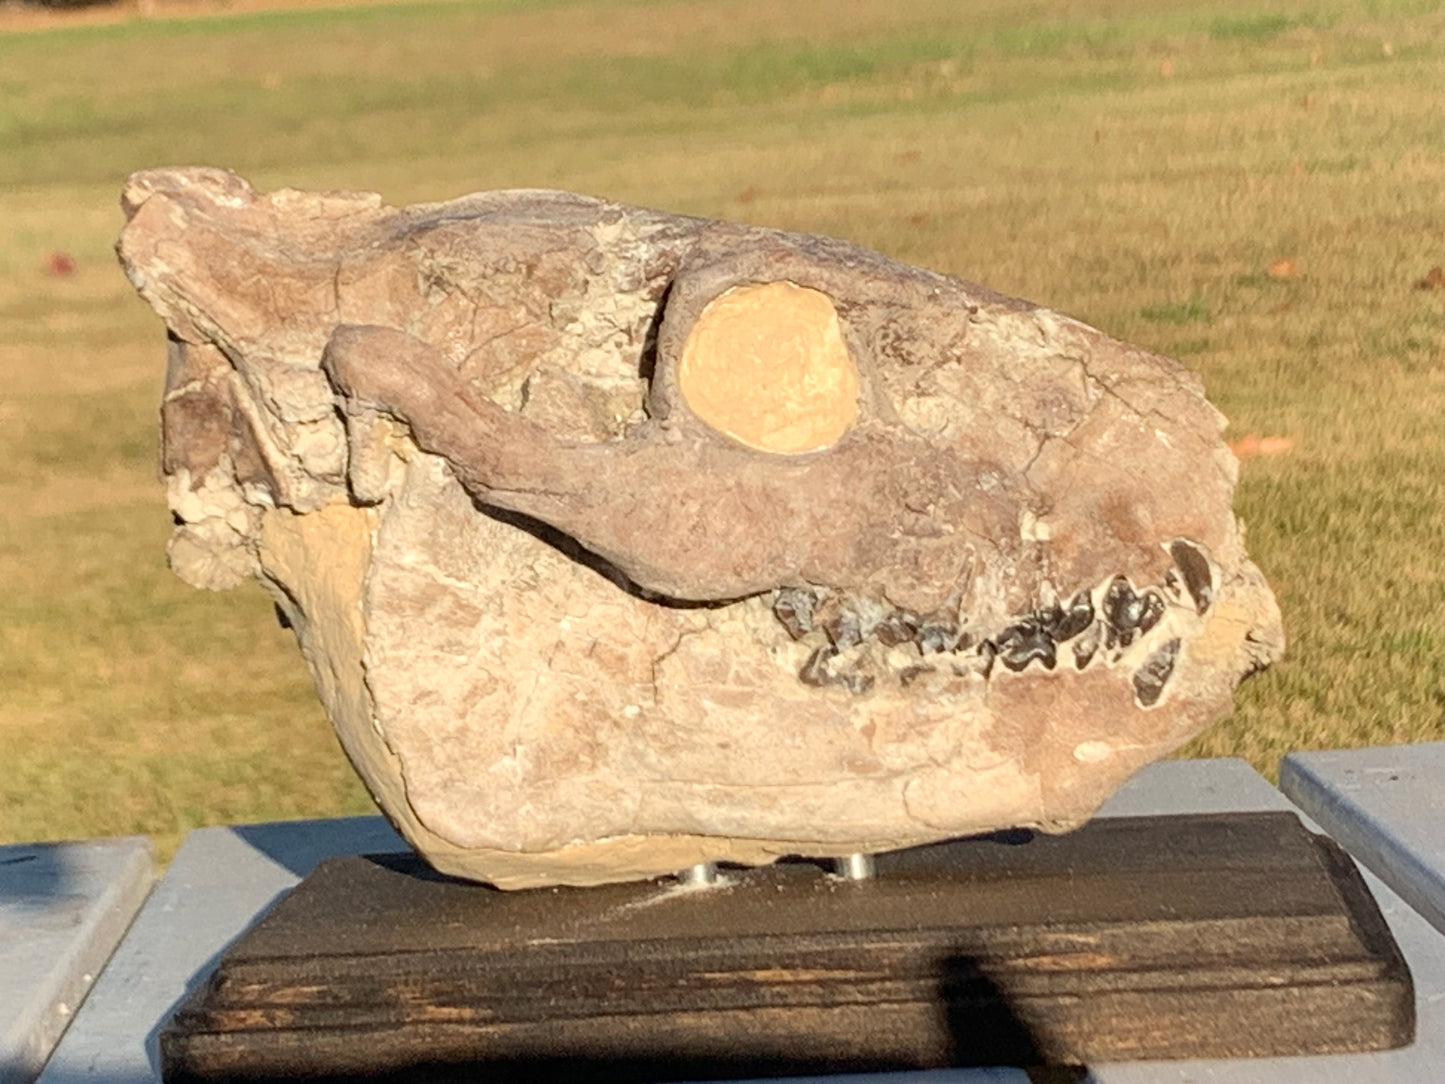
[160,811,1414,1082]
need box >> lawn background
[3,0,1444,859]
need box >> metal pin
[679,862,718,886]
[835,853,877,880]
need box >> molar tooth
[1136,590,1166,635]
[1170,539,1214,615]
[999,624,1056,672]
[917,617,961,655]
[1134,638,1181,706]
[1050,589,1095,642]
[825,609,864,650]
[797,640,874,695]
[1103,576,1148,647]
[874,610,921,647]
[772,587,816,640]
[798,644,838,687]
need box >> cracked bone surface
[121,167,1284,888]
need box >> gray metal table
[36,817,404,1084]
[1282,741,1445,938]
[1,837,153,1084]
[33,758,1445,1083]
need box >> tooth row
[772,539,1214,705]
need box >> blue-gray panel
[1281,742,1445,937]
[36,816,403,1084]
[1,837,153,1084]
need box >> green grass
[1140,293,1213,325]
[3,0,1445,855]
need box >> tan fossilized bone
[321,320,1021,615]
[119,167,1283,887]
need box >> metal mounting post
[835,853,877,880]
[678,862,719,886]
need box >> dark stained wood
[160,812,1414,1082]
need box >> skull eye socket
[677,281,860,455]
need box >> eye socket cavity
[677,281,861,455]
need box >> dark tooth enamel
[798,643,874,694]
[899,665,931,687]
[1170,539,1214,614]
[1103,576,1136,625]
[1051,590,1095,641]
[917,620,961,655]
[825,610,863,650]
[995,622,1057,672]
[1133,638,1181,706]
[783,577,1173,691]
[1103,576,1145,646]
[875,610,920,647]
[977,639,998,678]
[1136,590,1166,634]
[772,588,815,640]
[798,644,838,687]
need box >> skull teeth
[774,562,1203,698]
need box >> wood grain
[161,812,1414,1081]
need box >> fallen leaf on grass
[45,251,76,277]
[1230,433,1295,459]
[1414,266,1445,291]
